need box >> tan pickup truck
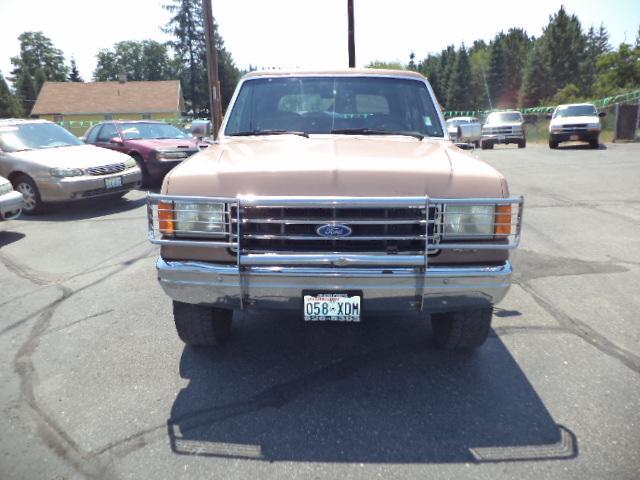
[147,70,523,350]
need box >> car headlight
[156,150,189,160]
[0,182,13,195]
[50,167,84,177]
[124,157,137,168]
[443,205,495,238]
[174,202,226,235]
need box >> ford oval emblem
[316,224,352,238]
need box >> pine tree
[68,58,83,82]
[14,66,37,114]
[446,46,474,110]
[0,72,24,118]
[487,38,505,107]
[520,42,553,107]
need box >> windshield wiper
[229,129,309,138]
[330,128,424,140]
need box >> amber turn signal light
[158,201,175,235]
[495,205,512,236]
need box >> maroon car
[83,121,208,185]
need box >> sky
[1,0,639,83]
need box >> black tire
[549,140,558,149]
[12,174,47,214]
[431,307,493,350]
[590,139,599,149]
[474,140,480,148]
[481,141,493,150]
[173,301,233,346]
[131,154,152,187]
[518,139,526,149]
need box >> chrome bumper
[0,190,24,220]
[157,258,513,313]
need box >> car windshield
[485,112,522,124]
[119,123,189,140]
[0,123,83,152]
[224,76,444,138]
[554,105,597,118]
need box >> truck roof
[242,69,427,81]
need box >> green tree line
[1,0,241,118]
[375,6,640,111]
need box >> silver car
[0,175,23,220]
[0,119,142,214]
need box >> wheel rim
[16,182,37,211]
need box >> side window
[96,124,118,142]
[85,126,100,144]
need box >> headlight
[50,167,84,177]
[156,150,189,160]
[124,157,137,168]
[443,205,495,238]
[174,202,225,235]
[0,182,13,195]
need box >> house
[31,79,185,136]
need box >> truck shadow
[167,312,577,464]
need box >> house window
[103,115,113,120]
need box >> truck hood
[126,138,204,151]
[549,115,600,128]
[163,136,506,198]
[483,122,522,129]
[7,144,132,168]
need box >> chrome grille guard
[147,193,524,267]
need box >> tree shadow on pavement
[167,312,577,464]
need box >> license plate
[105,176,123,189]
[570,135,579,141]
[303,292,362,322]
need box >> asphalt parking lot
[1,142,639,480]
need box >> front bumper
[549,131,599,143]
[0,190,24,220]
[38,168,142,202]
[156,258,513,313]
[482,133,524,144]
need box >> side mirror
[78,136,86,143]
[110,137,124,145]
[598,111,607,117]
[545,114,552,120]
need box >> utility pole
[347,0,355,67]
[203,0,222,139]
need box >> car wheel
[518,139,526,149]
[549,140,558,149]
[481,141,492,150]
[132,154,152,188]
[590,139,599,149]
[173,301,233,346]
[431,307,493,350]
[474,140,480,148]
[13,175,47,214]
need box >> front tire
[131,154,152,188]
[481,141,493,150]
[590,138,599,149]
[549,140,558,149]
[431,307,493,350]
[173,301,233,346]
[518,139,526,149]
[13,175,47,214]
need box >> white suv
[548,103,605,149]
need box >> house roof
[31,80,183,116]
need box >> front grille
[85,163,126,176]
[561,124,587,131]
[484,127,515,135]
[232,205,440,254]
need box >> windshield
[554,105,597,118]
[224,76,444,138]
[119,123,189,140]
[0,123,83,152]
[485,112,522,124]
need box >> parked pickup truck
[446,116,482,147]
[547,103,605,149]
[147,70,523,350]
[481,111,526,149]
